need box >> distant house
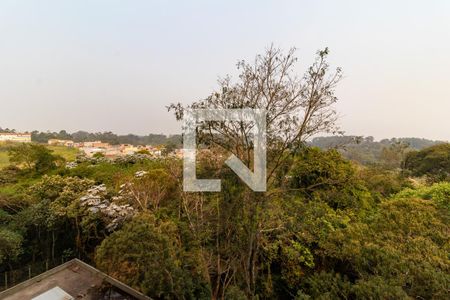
[0,259,150,300]
[0,133,31,143]
[123,145,139,155]
[92,142,110,148]
[104,145,122,157]
[81,141,107,148]
[174,149,184,159]
[48,139,75,147]
[74,142,169,159]
[145,146,163,157]
[81,147,105,157]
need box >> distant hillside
[310,136,446,166]
[310,136,444,150]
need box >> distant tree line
[310,135,446,167]
[0,128,182,147]
[0,127,181,146]
[403,143,450,182]
[311,135,443,150]
[0,128,17,133]
[2,126,444,154]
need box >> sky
[0,0,449,141]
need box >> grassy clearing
[47,145,80,161]
[0,151,9,169]
[0,142,80,169]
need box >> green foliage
[392,181,450,209]
[0,209,11,224]
[0,228,22,265]
[350,276,409,299]
[163,141,177,155]
[46,145,80,161]
[135,149,150,155]
[95,213,208,299]
[92,152,105,159]
[0,165,20,185]
[61,159,169,189]
[28,175,94,210]
[358,166,412,199]
[8,175,96,263]
[287,147,373,209]
[1,141,449,299]
[0,150,9,169]
[8,143,64,174]
[310,136,444,166]
[295,272,352,299]
[271,173,449,299]
[0,174,42,210]
[0,142,78,170]
[311,136,442,151]
[379,141,409,169]
[314,197,450,299]
[266,239,315,289]
[403,143,450,182]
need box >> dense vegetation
[0,142,448,299]
[403,143,450,182]
[0,48,448,299]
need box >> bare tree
[169,46,342,184]
[121,170,171,211]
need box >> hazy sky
[0,0,449,140]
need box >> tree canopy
[403,143,450,182]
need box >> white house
[0,133,32,143]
